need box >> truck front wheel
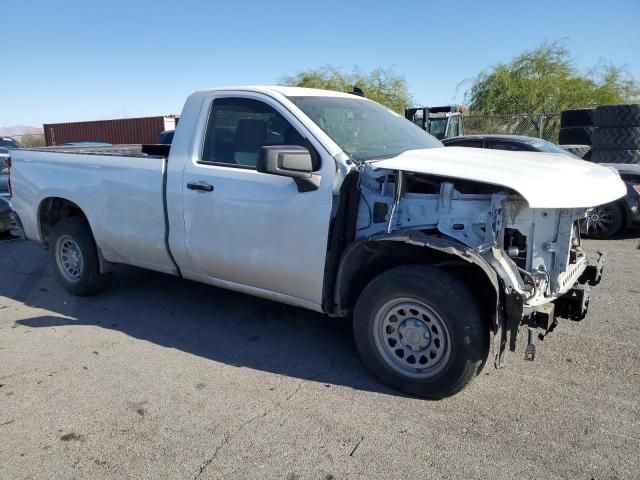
[353,265,489,399]
[49,217,109,296]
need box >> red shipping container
[43,116,179,146]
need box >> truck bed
[18,144,167,158]
[10,145,175,274]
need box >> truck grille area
[497,206,590,305]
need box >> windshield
[427,118,448,140]
[288,96,442,161]
[0,138,22,149]
[527,139,581,159]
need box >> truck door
[177,93,335,309]
[446,115,460,138]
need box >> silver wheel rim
[585,205,615,235]
[55,234,84,283]
[373,298,451,379]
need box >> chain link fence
[463,113,561,143]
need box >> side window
[451,140,483,148]
[202,98,305,168]
[486,141,529,152]
[447,115,460,137]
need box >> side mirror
[257,145,321,192]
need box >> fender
[332,231,507,366]
[333,231,500,314]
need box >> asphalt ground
[1,232,639,479]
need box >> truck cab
[405,105,464,140]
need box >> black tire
[48,217,109,296]
[594,104,640,127]
[590,149,640,164]
[559,126,595,145]
[580,202,624,239]
[591,127,640,150]
[560,108,594,128]
[560,144,591,159]
[353,265,489,399]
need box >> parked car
[8,87,625,398]
[1,147,13,232]
[442,134,640,238]
[0,197,12,233]
[157,130,175,144]
[591,163,640,236]
[1,147,12,198]
[0,173,8,198]
[442,134,579,156]
[0,137,22,149]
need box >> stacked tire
[558,108,594,159]
[561,144,591,160]
[559,108,595,146]
[590,104,640,164]
[578,104,640,239]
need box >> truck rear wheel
[49,217,109,296]
[353,265,489,399]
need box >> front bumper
[529,252,604,323]
[578,251,605,287]
[551,251,605,321]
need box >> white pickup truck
[8,87,626,398]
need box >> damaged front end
[484,200,605,365]
[355,163,609,367]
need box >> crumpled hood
[370,147,627,208]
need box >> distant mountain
[0,126,43,137]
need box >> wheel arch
[37,197,91,246]
[331,233,500,331]
[36,197,112,273]
[616,198,633,228]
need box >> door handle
[187,181,214,192]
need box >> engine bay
[356,167,589,306]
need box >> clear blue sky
[2,0,639,127]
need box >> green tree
[466,42,640,114]
[18,133,46,148]
[279,65,412,114]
